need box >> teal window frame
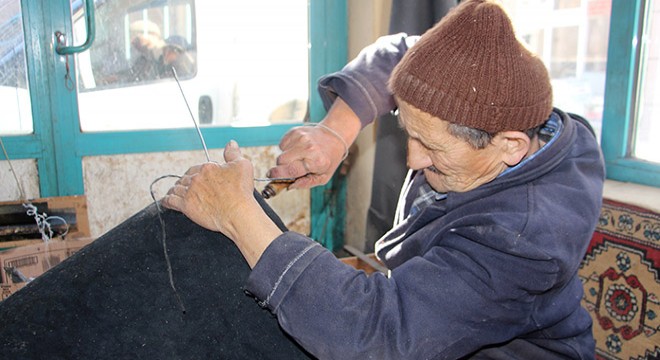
[601,0,660,187]
[8,0,346,196]
[4,0,347,249]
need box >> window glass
[633,0,660,163]
[76,0,196,90]
[0,0,33,135]
[501,0,611,139]
[555,0,581,10]
[74,0,309,131]
[550,26,579,78]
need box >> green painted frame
[6,0,347,249]
[309,0,348,251]
[601,0,660,187]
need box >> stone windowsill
[603,179,660,213]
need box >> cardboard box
[0,195,93,300]
[0,195,90,249]
[0,238,94,300]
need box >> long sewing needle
[172,67,297,183]
[171,66,211,163]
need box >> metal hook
[55,0,96,55]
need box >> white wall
[343,0,391,251]
[0,159,39,200]
[82,147,309,238]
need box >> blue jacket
[246,34,605,359]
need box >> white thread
[22,203,69,243]
[2,137,70,272]
[2,138,70,240]
[302,123,350,161]
[22,203,69,272]
[260,242,318,308]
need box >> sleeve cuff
[245,232,326,312]
[318,72,386,129]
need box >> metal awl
[172,66,211,163]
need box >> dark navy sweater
[246,34,605,359]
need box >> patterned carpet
[580,199,660,360]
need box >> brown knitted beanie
[390,0,553,133]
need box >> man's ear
[493,131,531,167]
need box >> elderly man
[163,0,604,358]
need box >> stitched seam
[260,243,318,308]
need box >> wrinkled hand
[161,140,256,240]
[267,125,346,189]
[162,141,284,268]
[267,98,361,189]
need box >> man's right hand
[267,98,362,189]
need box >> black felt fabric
[0,193,313,359]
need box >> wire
[0,136,26,201]
[171,67,210,163]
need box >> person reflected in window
[160,35,195,79]
[127,20,165,82]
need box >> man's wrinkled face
[397,100,508,193]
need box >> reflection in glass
[75,0,309,132]
[75,0,196,90]
[0,0,32,135]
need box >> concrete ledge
[603,179,660,213]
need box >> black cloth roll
[0,192,313,359]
